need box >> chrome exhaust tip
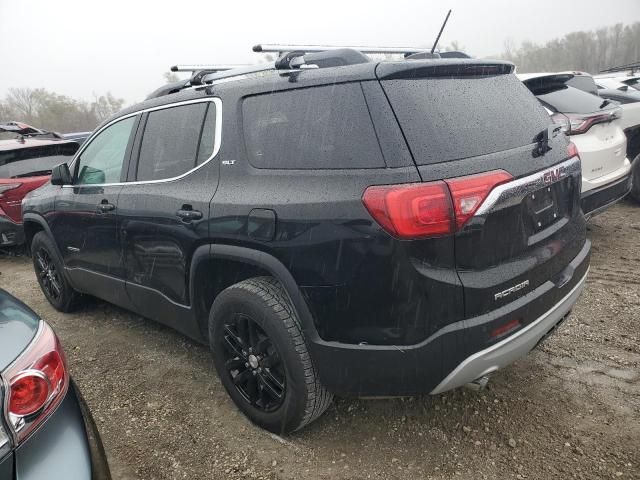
[465,375,490,391]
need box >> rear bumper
[431,268,586,393]
[308,240,590,397]
[581,171,632,217]
[0,215,24,247]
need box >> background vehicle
[0,123,80,247]
[61,132,93,146]
[555,73,640,203]
[520,73,632,216]
[23,47,590,433]
[0,289,110,480]
[596,87,640,104]
[595,73,640,91]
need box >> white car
[595,77,631,91]
[594,73,640,92]
[519,73,633,216]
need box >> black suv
[22,50,591,433]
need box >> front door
[51,115,138,307]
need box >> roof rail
[253,44,428,55]
[170,64,248,73]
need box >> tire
[31,231,81,312]
[630,154,640,203]
[209,276,333,434]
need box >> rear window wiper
[599,99,612,109]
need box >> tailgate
[378,63,587,320]
[454,147,585,317]
[574,121,627,181]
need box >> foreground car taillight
[362,170,513,239]
[2,321,68,442]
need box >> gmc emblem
[543,166,566,184]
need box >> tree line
[502,22,640,74]
[0,88,125,137]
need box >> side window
[242,83,384,169]
[136,102,209,181]
[75,116,136,185]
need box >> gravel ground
[1,202,639,480]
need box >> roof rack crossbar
[200,63,277,84]
[253,44,429,55]
[171,64,248,73]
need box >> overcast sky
[1,0,639,104]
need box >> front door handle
[176,208,203,222]
[97,201,115,213]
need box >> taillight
[567,141,579,159]
[362,170,513,239]
[562,107,622,135]
[551,113,570,134]
[445,170,513,229]
[0,183,22,197]
[362,182,453,238]
[2,321,68,442]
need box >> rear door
[378,63,586,319]
[118,99,219,338]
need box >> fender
[189,244,320,342]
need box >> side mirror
[50,163,72,186]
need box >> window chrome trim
[62,97,222,188]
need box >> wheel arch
[189,244,318,343]
[22,213,62,258]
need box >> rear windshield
[0,143,78,178]
[382,74,549,165]
[624,78,640,90]
[526,83,606,114]
[566,75,598,95]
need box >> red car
[0,122,80,247]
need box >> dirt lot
[1,202,639,480]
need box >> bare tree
[0,88,126,133]
[501,22,640,74]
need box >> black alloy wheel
[221,313,286,412]
[210,277,333,433]
[30,231,81,312]
[35,248,63,301]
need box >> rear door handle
[176,208,203,222]
[97,201,115,213]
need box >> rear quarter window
[382,74,549,165]
[242,83,384,169]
